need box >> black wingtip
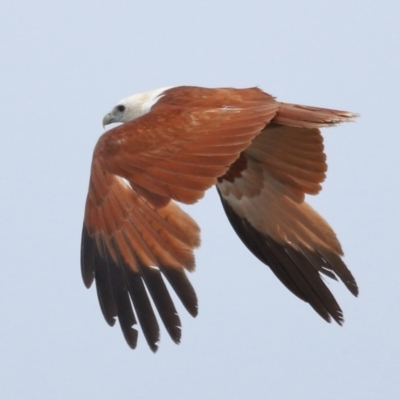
[216,187,352,326]
[82,226,198,351]
[123,266,161,351]
[161,267,199,318]
[138,265,183,344]
[81,226,95,289]
[149,340,159,353]
[317,248,359,297]
[123,325,139,350]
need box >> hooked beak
[102,113,114,128]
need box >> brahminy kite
[81,86,358,351]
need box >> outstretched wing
[81,87,279,351]
[217,103,358,324]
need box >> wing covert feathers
[81,86,358,350]
[96,89,278,205]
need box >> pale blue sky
[1,1,399,399]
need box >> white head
[102,87,171,127]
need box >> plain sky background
[1,1,399,399]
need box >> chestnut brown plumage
[81,86,358,351]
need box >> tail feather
[274,103,358,128]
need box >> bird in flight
[81,86,358,352]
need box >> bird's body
[81,86,358,351]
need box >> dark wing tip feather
[139,265,183,344]
[92,238,118,327]
[123,267,160,352]
[103,240,139,349]
[284,245,344,325]
[81,226,95,288]
[161,267,199,317]
[317,248,359,297]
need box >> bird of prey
[81,86,358,351]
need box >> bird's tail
[274,102,358,129]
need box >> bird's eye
[116,105,125,112]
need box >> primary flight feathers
[81,86,358,351]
